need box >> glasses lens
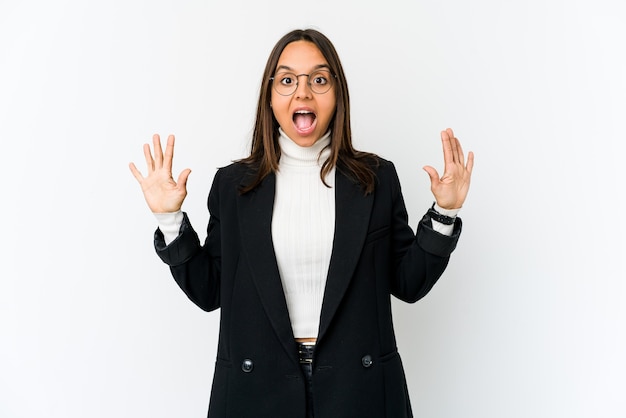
[273,72,297,96]
[309,70,333,94]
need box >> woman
[130,29,473,418]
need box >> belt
[297,342,316,364]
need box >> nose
[294,74,312,99]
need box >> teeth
[295,110,313,114]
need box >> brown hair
[238,29,378,194]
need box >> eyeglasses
[270,70,335,96]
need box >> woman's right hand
[129,134,191,213]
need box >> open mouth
[293,109,317,135]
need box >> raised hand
[129,134,191,213]
[422,128,474,210]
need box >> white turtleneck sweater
[271,129,335,338]
[153,130,458,339]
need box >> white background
[1,0,624,417]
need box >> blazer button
[362,355,373,368]
[241,359,254,373]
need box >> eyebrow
[275,64,331,73]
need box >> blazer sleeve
[387,162,462,303]
[153,169,223,312]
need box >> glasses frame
[270,70,337,96]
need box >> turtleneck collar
[278,128,331,167]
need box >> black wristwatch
[427,203,456,225]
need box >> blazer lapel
[237,172,298,365]
[317,169,374,344]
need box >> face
[271,41,337,147]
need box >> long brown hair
[239,29,378,194]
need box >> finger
[142,143,155,172]
[441,130,454,166]
[176,168,192,189]
[128,162,144,182]
[446,127,455,142]
[422,165,440,185]
[446,128,461,163]
[466,151,475,175]
[153,134,164,168]
[454,136,465,167]
[163,134,176,172]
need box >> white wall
[1,1,624,417]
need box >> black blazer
[154,158,461,418]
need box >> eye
[278,73,296,86]
[311,72,330,86]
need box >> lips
[293,109,317,135]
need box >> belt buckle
[298,342,315,364]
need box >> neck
[278,129,331,167]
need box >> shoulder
[373,156,395,171]
[367,156,403,198]
[371,156,399,181]
[213,161,255,186]
[337,152,399,195]
[352,153,395,174]
[207,162,256,210]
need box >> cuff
[154,210,184,245]
[417,213,462,257]
[154,212,201,266]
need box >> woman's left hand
[423,128,474,209]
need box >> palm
[423,128,474,209]
[129,134,191,213]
